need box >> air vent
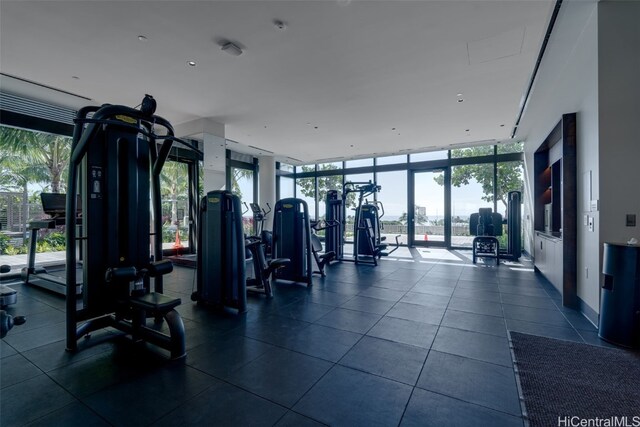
[0,92,77,125]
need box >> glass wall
[0,125,72,256]
[410,151,447,162]
[376,155,407,166]
[345,159,373,168]
[231,166,255,235]
[161,160,190,249]
[343,173,374,242]
[376,171,408,244]
[450,145,494,159]
[279,176,295,200]
[450,163,494,247]
[497,160,524,248]
[272,143,524,251]
[295,177,316,221]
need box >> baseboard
[577,296,599,328]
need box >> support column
[258,155,276,231]
[174,118,226,192]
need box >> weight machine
[65,95,196,359]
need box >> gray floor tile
[399,292,450,309]
[154,381,287,426]
[358,286,407,302]
[0,374,77,427]
[453,287,502,303]
[506,319,583,343]
[294,365,412,427]
[502,304,572,327]
[367,316,438,348]
[340,295,396,315]
[339,336,428,385]
[274,411,326,427]
[24,402,111,427]
[226,347,332,407]
[442,309,507,337]
[315,308,381,334]
[1,353,42,389]
[282,323,362,362]
[386,302,445,326]
[83,364,217,426]
[448,297,504,317]
[417,351,521,416]
[432,326,512,367]
[401,388,523,427]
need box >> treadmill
[21,193,83,296]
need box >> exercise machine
[324,190,344,259]
[272,198,313,285]
[245,202,289,296]
[1,264,17,308]
[310,221,337,277]
[470,208,503,265]
[193,190,247,312]
[344,181,399,265]
[21,193,83,296]
[1,263,25,337]
[501,190,522,261]
[65,95,189,359]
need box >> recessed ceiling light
[314,126,318,129]
[274,20,287,30]
[457,99,464,103]
[138,35,148,42]
[350,144,354,147]
[500,124,505,127]
[71,76,80,80]
[187,61,196,67]
[465,129,470,132]
[392,127,396,131]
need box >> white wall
[597,1,640,252]
[517,0,600,312]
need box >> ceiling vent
[0,92,77,125]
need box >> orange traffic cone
[173,228,184,250]
[423,233,428,241]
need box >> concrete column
[174,118,226,192]
[258,155,276,231]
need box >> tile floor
[1,249,610,426]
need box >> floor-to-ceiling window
[0,125,72,257]
[375,170,408,244]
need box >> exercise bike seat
[130,292,181,313]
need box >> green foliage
[297,164,357,208]
[0,234,10,254]
[434,145,524,209]
[0,126,71,193]
[4,245,28,255]
[43,232,66,249]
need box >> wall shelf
[533,113,577,308]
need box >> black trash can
[599,242,640,348]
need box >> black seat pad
[130,292,181,312]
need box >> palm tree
[160,161,188,224]
[0,126,71,193]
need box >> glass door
[409,168,450,247]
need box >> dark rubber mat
[510,331,640,426]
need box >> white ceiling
[0,0,553,164]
